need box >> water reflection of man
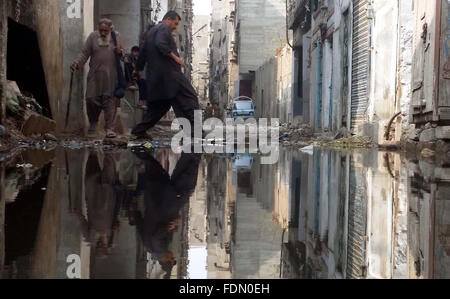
[72,152,123,259]
[132,151,201,279]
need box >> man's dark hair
[163,11,182,21]
[131,46,140,52]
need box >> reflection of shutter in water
[346,162,367,279]
[351,0,370,131]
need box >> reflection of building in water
[1,147,450,279]
[186,159,208,279]
[0,148,195,279]
[408,158,450,279]
[206,156,233,279]
[230,153,289,279]
[278,148,450,279]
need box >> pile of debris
[279,123,315,146]
[3,81,57,148]
[319,135,374,150]
[279,122,376,150]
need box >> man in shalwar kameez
[71,18,121,138]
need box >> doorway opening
[7,18,52,118]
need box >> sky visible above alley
[194,0,212,15]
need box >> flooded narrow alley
[0,145,448,279]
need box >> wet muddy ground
[0,144,449,279]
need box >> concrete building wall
[236,0,286,74]
[277,47,294,123]
[362,0,400,143]
[192,15,210,106]
[353,0,414,145]
[276,147,441,279]
[331,0,352,132]
[253,45,293,123]
[309,40,319,130]
[208,0,241,115]
[254,57,276,119]
[1,0,65,131]
[97,0,141,52]
[288,0,415,145]
[30,0,64,127]
[397,0,414,141]
[209,0,230,109]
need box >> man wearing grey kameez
[71,18,121,138]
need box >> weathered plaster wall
[277,46,293,123]
[5,0,64,130]
[309,41,319,129]
[322,40,333,131]
[237,0,286,74]
[252,45,294,122]
[254,57,277,119]
[33,0,64,123]
[210,0,230,107]
[302,33,311,124]
[98,0,141,52]
[192,15,210,106]
[364,0,399,144]
[331,0,352,132]
[397,0,414,141]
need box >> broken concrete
[419,128,436,143]
[436,126,450,140]
[408,129,421,141]
[22,114,56,137]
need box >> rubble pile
[279,123,315,147]
[279,123,376,150]
[3,81,57,150]
[319,135,374,150]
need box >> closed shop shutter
[346,162,368,279]
[351,0,370,131]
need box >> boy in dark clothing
[123,46,148,110]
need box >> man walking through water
[131,11,200,141]
[71,18,121,139]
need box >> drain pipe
[384,111,402,140]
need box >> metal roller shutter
[351,0,370,131]
[346,161,368,279]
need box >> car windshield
[234,101,253,110]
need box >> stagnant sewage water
[0,146,449,279]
